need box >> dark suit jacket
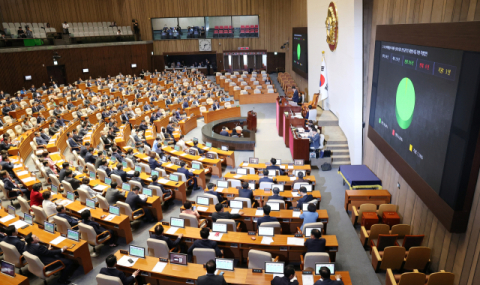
[82,219,107,235]
[259,177,274,184]
[257,215,278,227]
[4,236,25,254]
[271,276,299,285]
[305,238,326,253]
[125,191,147,211]
[296,194,314,210]
[149,158,162,171]
[99,267,135,285]
[238,188,253,199]
[151,234,181,249]
[79,146,88,158]
[267,195,285,201]
[84,152,96,164]
[211,211,240,222]
[112,169,131,182]
[176,167,192,179]
[267,165,284,175]
[59,168,68,181]
[187,239,222,257]
[65,177,81,190]
[314,279,344,285]
[205,190,224,203]
[25,243,62,265]
[57,212,78,227]
[105,189,125,206]
[197,274,227,285]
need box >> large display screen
[292,27,308,79]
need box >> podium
[247,110,257,132]
[276,97,301,137]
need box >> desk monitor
[215,258,234,271]
[305,227,323,237]
[258,226,275,237]
[248,182,255,190]
[276,159,282,165]
[24,213,33,225]
[272,184,284,192]
[294,159,304,166]
[205,153,214,159]
[135,166,142,172]
[268,170,277,177]
[236,168,247,175]
[138,147,144,154]
[217,180,229,189]
[67,229,79,242]
[174,145,181,151]
[192,162,201,170]
[122,183,131,191]
[193,138,198,144]
[315,263,335,275]
[205,142,212,148]
[188,149,196,156]
[67,191,75,202]
[266,202,280,211]
[109,205,120,216]
[170,252,187,265]
[265,262,284,274]
[7,205,15,216]
[105,177,112,185]
[221,145,228,151]
[44,221,55,234]
[212,222,228,233]
[129,245,145,259]
[196,196,209,206]
[122,161,128,168]
[110,156,116,163]
[151,170,159,177]
[170,217,185,228]
[303,203,315,211]
[303,184,313,192]
[89,171,96,179]
[169,174,179,182]
[143,188,152,197]
[294,170,306,177]
[0,260,15,277]
[86,199,96,209]
[77,166,83,173]
[225,97,231,102]
[230,200,243,209]
[51,185,58,194]
[249,157,259,164]
[161,156,167,162]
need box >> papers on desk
[117,255,138,267]
[197,206,209,212]
[290,177,296,181]
[180,153,187,156]
[50,236,66,245]
[16,170,29,176]
[300,133,309,139]
[297,128,305,133]
[291,192,300,197]
[166,164,174,168]
[288,166,294,169]
[13,164,23,169]
[255,209,264,216]
[126,170,135,175]
[158,178,169,184]
[56,199,73,206]
[104,215,116,221]
[216,188,224,192]
[243,163,249,167]
[280,165,286,169]
[78,207,90,213]
[0,215,15,223]
[287,237,305,246]
[261,237,274,244]
[208,232,223,241]
[234,175,243,179]
[166,227,179,234]
[151,262,168,273]
[9,220,28,229]
[21,177,35,183]
[93,185,108,191]
[302,275,314,285]
[198,157,205,161]
[139,194,147,200]
[230,209,240,214]
[203,147,209,150]
[292,211,301,218]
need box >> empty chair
[360,223,390,247]
[31,205,50,224]
[260,221,282,234]
[147,238,171,258]
[192,248,216,264]
[401,235,425,251]
[248,249,278,269]
[390,224,411,239]
[403,246,431,272]
[77,188,90,204]
[96,195,110,211]
[111,174,123,187]
[301,252,330,271]
[372,246,406,272]
[117,201,145,222]
[216,219,240,232]
[53,215,78,236]
[179,213,206,228]
[23,251,66,285]
[385,269,425,285]
[371,234,398,252]
[377,204,398,220]
[78,223,111,256]
[425,270,455,285]
[96,274,124,285]
[351,203,377,226]
[0,241,28,274]
[17,196,31,215]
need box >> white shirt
[177,139,187,151]
[42,200,57,221]
[62,23,69,29]
[80,184,98,201]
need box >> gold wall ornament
[325,2,338,51]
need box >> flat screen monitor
[266,202,280,211]
[174,145,181,151]
[82,69,89,73]
[305,227,322,237]
[230,200,243,209]
[212,222,228,233]
[196,196,209,206]
[170,217,185,228]
[135,166,142,172]
[170,252,187,265]
[131,64,137,68]
[24,213,33,225]
[303,203,315,211]
[192,162,201,170]
[86,199,95,209]
[236,168,247,175]
[7,205,15,216]
[292,27,308,79]
[143,188,152,197]
[249,157,259,164]
[248,182,255,190]
[67,229,79,242]
[104,177,112,185]
[109,205,120,216]
[205,153,214,159]
[110,156,116,163]
[138,147,144,154]
[44,221,55,234]
[0,260,15,277]
[51,185,58,194]
[193,137,198,144]
[221,146,228,151]
[67,191,75,201]
[258,226,274,237]
[89,171,96,179]
[215,258,234,271]
[268,170,277,176]
[294,159,304,166]
[272,184,284,192]
[265,262,284,274]
[151,170,159,177]
[217,180,229,188]
[303,184,313,192]
[161,156,167,162]
[276,159,282,165]
[205,142,212,148]
[169,174,179,182]
[315,263,335,275]
[122,183,131,191]
[122,161,128,168]
[24,75,32,81]
[129,245,145,259]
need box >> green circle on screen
[395,77,415,129]
[297,44,301,61]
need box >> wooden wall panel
[363,1,480,284]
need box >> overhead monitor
[292,27,308,79]
[131,64,137,68]
[83,69,89,73]
[24,75,32,81]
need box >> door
[46,65,67,85]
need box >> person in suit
[219,126,230,137]
[259,169,274,184]
[58,162,70,181]
[197,259,227,285]
[1,170,29,199]
[138,120,148,132]
[192,140,205,154]
[187,228,223,258]
[292,172,309,189]
[125,186,155,222]
[55,115,69,128]
[64,169,81,190]
[177,161,200,190]
[182,98,189,109]
[0,135,15,151]
[34,132,48,146]
[148,152,163,170]
[304,229,326,253]
[257,205,278,227]
[211,202,244,222]
[238,182,253,200]
[81,209,117,247]
[112,147,125,163]
[271,265,298,285]
[67,132,81,152]
[100,255,140,285]
[99,159,112,177]
[296,186,314,210]
[267,158,284,175]
[48,121,60,136]
[112,164,133,183]
[94,152,105,169]
[100,131,113,150]
[212,100,221,111]
[84,147,97,164]
[79,142,90,158]
[131,171,147,188]
[56,205,78,227]
[300,202,318,231]
[151,224,183,250]
[40,128,50,141]
[313,267,344,285]
[104,182,125,205]
[79,125,89,137]
[205,183,224,203]
[3,225,25,254]
[150,175,172,199]
[287,86,300,106]
[166,123,175,136]
[309,126,321,150]
[268,188,285,201]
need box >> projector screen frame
[292,27,308,79]
[369,22,480,233]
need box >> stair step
[332,154,351,162]
[326,144,349,150]
[316,110,339,127]
[332,161,351,168]
[330,150,349,155]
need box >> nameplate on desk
[303,271,312,275]
[294,233,303,237]
[320,219,328,223]
[248,231,256,235]
[227,194,234,198]
[120,250,128,255]
[255,197,261,200]
[283,219,290,223]
[162,222,170,226]
[230,243,238,248]
[185,238,192,242]
[159,258,168,262]
[244,217,251,221]
[280,247,288,251]
[140,272,150,277]
[329,247,338,251]
[186,280,194,284]
[252,269,263,273]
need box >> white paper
[208,232,223,241]
[197,206,208,212]
[104,214,115,221]
[93,185,108,191]
[127,170,135,175]
[9,220,28,229]
[287,237,305,246]
[0,215,15,223]
[16,171,29,176]
[302,275,314,285]
[198,157,205,161]
[166,164,174,168]
[158,178,169,184]
[21,177,35,183]
[78,207,90,213]
[261,237,274,244]
[292,211,301,218]
[290,177,296,181]
[288,166,294,169]
[117,255,138,267]
[255,210,264,216]
[57,199,73,206]
[243,163,249,167]
[291,192,300,197]
[273,274,283,279]
[230,209,240,214]
[151,262,168,273]
[49,236,67,245]
[139,194,147,200]
[166,227,179,234]
[14,164,23,168]
[280,165,286,169]
[215,188,224,192]
[234,175,242,179]
[180,153,187,156]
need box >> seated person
[292,171,309,189]
[267,158,284,175]
[79,177,98,201]
[125,186,156,222]
[192,140,205,154]
[3,225,25,254]
[268,187,285,201]
[212,202,243,222]
[314,267,344,285]
[219,126,230,137]
[99,159,112,177]
[271,265,299,285]
[30,183,44,207]
[56,205,79,227]
[81,209,118,247]
[100,255,139,285]
[205,183,224,203]
[259,169,274,184]
[187,228,222,258]
[257,204,278,227]
[64,169,81,191]
[238,181,253,200]
[197,259,227,285]
[296,186,314,211]
[104,182,125,205]
[300,203,318,231]
[131,171,147,187]
[148,152,163,170]
[232,126,243,138]
[181,201,199,220]
[151,224,183,250]
[112,164,133,182]
[151,175,171,198]
[1,170,29,199]
[177,161,199,190]
[304,229,326,253]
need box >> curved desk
[203,106,241,123]
[201,117,255,151]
